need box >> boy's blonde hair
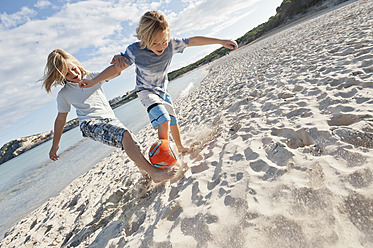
[136,10,170,49]
[41,48,88,93]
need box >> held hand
[49,146,59,161]
[79,79,94,88]
[110,54,120,65]
[222,39,238,50]
[111,54,128,69]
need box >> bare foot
[177,146,190,153]
[148,166,179,183]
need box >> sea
[0,67,209,239]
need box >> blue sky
[0,0,282,147]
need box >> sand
[1,0,372,247]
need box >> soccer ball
[149,139,179,169]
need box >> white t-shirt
[57,72,116,123]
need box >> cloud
[209,8,256,36]
[169,0,259,35]
[34,0,52,9]
[0,7,37,29]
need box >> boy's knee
[148,104,171,128]
[158,120,170,128]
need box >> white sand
[1,0,372,247]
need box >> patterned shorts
[137,90,178,128]
[80,118,139,150]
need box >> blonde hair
[136,10,170,49]
[40,48,88,93]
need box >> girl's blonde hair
[40,48,88,93]
[136,10,170,49]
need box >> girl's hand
[111,54,129,69]
[222,39,238,50]
[49,146,59,161]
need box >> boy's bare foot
[148,166,179,183]
[177,146,190,153]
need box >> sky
[0,0,283,148]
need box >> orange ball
[149,139,179,169]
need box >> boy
[80,10,237,152]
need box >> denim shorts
[137,90,178,128]
[80,118,138,150]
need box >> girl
[41,48,178,183]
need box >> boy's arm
[79,64,124,88]
[188,36,238,49]
[49,112,67,161]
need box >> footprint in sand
[347,168,373,188]
[327,113,366,126]
[271,128,314,149]
[248,158,287,181]
[343,192,373,241]
[286,108,313,119]
[333,127,373,149]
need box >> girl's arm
[79,64,123,88]
[188,36,238,49]
[49,112,68,161]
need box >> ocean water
[0,67,208,239]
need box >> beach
[1,0,372,247]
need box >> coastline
[1,0,372,247]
